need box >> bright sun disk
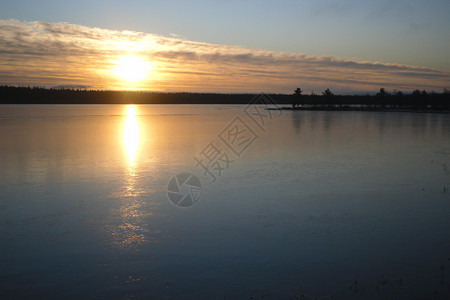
[114,55,152,82]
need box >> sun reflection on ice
[124,105,140,166]
[105,104,150,251]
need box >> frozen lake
[1,103,449,299]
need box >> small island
[284,87,450,112]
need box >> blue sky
[0,0,449,93]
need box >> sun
[114,55,152,82]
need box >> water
[0,104,449,299]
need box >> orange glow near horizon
[1,20,449,93]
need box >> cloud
[0,19,448,93]
[51,84,91,89]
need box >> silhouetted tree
[322,88,333,97]
[393,91,404,108]
[292,87,302,109]
[376,88,388,97]
[412,89,421,96]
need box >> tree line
[0,85,449,110]
[291,87,450,110]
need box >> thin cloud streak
[0,19,448,93]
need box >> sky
[0,0,449,94]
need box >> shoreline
[271,106,450,114]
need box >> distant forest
[0,86,449,110]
